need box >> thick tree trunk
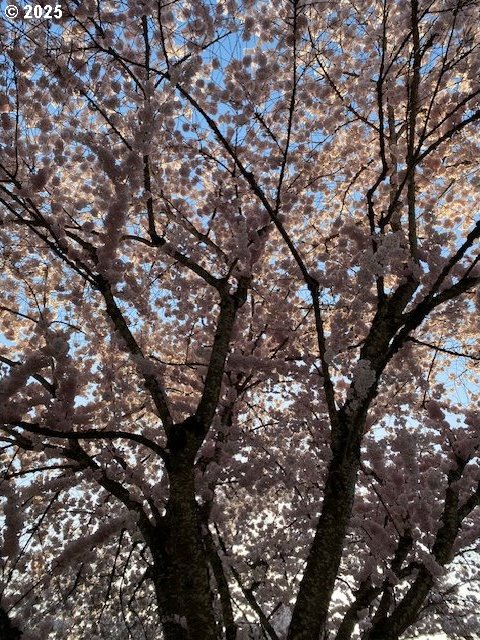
[287,440,360,640]
[149,460,218,640]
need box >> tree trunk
[287,439,361,640]
[149,460,218,640]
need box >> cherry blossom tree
[1,0,480,638]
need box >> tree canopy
[0,0,480,638]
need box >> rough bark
[149,451,218,640]
[287,433,361,640]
